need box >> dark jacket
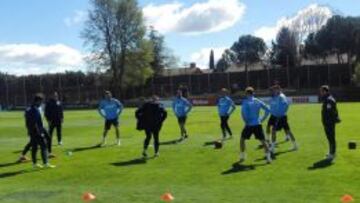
[135,102,167,131]
[25,105,45,136]
[322,94,341,125]
[45,99,64,123]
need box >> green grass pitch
[0,104,359,203]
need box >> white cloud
[143,0,246,35]
[254,4,333,43]
[64,10,87,27]
[0,43,85,75]
[191,47,227,69]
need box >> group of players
[19,84,340,168]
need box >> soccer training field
[0,104,359,203]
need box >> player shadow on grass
[0,170,27,179]
[71,145,102,152]
[111,158,149,167]
[308,159,333,170]
[203,141,216,147]
[254,149,295,161]
[0,168,39,179]
[0,161,21,168]
[203,138,231,147]
[222,162,268,175]
[160,139,180,145]
[12,150,22,154]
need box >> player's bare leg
[115,127,121,146]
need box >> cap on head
[221,88,228,93]
[221,88,229,95]
[245,87,254,95]
[152,95,160,102]
[33,93,44,103]
[270,84,281,90]
[320,85,330,92]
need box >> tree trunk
[110,62,119,96]
[117,50,127,99]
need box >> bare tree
[82,0,146,97]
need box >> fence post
[188,74,192,94]
[23,77,27,106]
[227,72,230,90]
[5,74,9,107]
[207,73,211,93]
[307,66,311,88]
[327,64,331,85]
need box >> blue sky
[0,0,359,75]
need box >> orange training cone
[161,193,174,202]
[82,192,96,202]
[341,194,354,203]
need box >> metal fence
[0,64,353,107]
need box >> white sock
[240,152,246,160]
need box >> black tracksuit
[25,105,48,164]
[45,99,64,145]
[220,116,232,137]
[321,94,341,155]
[136,102,167,153]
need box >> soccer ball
[348,141,357,150]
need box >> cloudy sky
[0,0,359,75]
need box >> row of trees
[82,0,177,98]
[212,15,360,85]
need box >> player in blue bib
[240,87,272,164]
[98,91,123,146]
[173,90,192,141]
[268,85,298,152]
[217,88,236,140]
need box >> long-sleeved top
[217,96,236,116]
[45,98,64,123]
[241,96,270,126]
[172,97,192,117]
[25,104,45,135]
[98,98,123,120]
[136,101,167,131]
[269,93,289,117]
[322,94,340,125]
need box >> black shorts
[241,125,266,140]
[105,119,119,130]
[177,116,187,124]
[268,115,290,131]
[267,115,277,128]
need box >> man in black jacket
[320,85,341,161]
[136,96,167,158]
[25,94,55,169]
[45,92,64,146]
